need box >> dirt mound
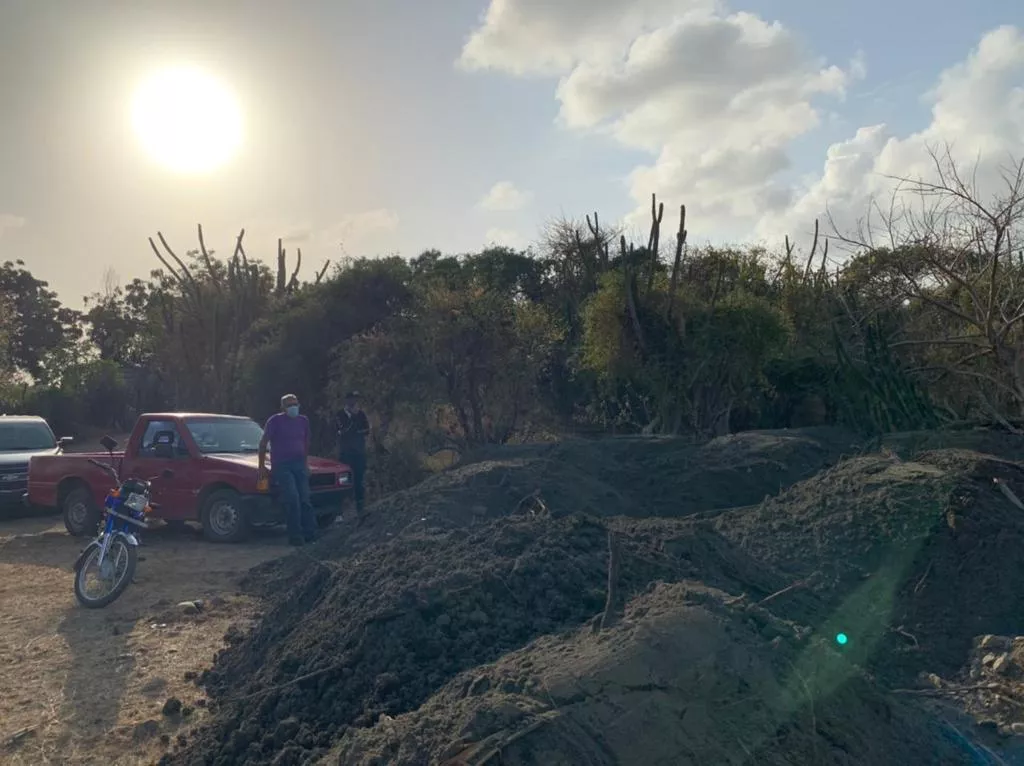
[330,583,981,765]
[172,517,791,765]
[169,430,1024,764]
[260,428,856,576]
[242,427,857,600]
[433,427,860,521]
[715,449,1024,682]
[880,426,1024,463]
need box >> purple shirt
[264,413,309,464]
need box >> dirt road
[0,508,288,765]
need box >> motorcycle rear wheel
[74,537,138,609]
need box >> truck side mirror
[100,435,118,454]
[57,436,74,449]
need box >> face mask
[286,405,299,418]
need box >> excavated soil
[167,426,1024,765]
[178,517,801,765]
[714,449,1024,683]
[331,583,982,766]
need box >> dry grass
[0,509,288,765]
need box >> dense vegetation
[1,148,1022,490]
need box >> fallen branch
[443,710,562,765]
[994,478,1024,512]
[600,531,621,631]
[4,726,37,750]
[228,657,351,703]
[759,578,809,606]
[891,682,1001,696]
[913,560,933,594]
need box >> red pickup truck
[27,412,352,543]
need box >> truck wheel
[201,489,250,543]
[63,486,101,537]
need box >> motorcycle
[72,452,171,609]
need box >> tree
[0,260,81,382]
[832,146,1024,420]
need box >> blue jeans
[272,459,316,541]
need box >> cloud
[484,227,527,248]
[0,214,26,238]
[459,0,717,76]
[319,209,400,255]
[758,25,1024,246]
[461,1,859,236]
[479,181,533,211]
[463,3,1023,253]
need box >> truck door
[121,419,197,519]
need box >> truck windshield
[184,418,264,454]
[0,421,57,451]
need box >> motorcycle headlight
[125,493,147,512]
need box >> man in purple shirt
[259,393,316,546]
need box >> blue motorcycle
[73,442,172,608]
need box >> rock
[982,653,998,666]
[467,675,490,696]
[132,719,160,742]
[992,654,1013,675]
[979,635,1013,651]
[177,600,203,615]
[162,697,183,716]
[141,677,167,696]
[978,719,999,731]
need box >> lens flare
[836,632,849,645]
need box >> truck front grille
[309,473,337,490]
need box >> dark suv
[0,415,72,507]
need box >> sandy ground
[0,506,290,765]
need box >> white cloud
[463,3,1024,253]
[484,227,527,248]
[459,0,717,76]
[479,181,533,211]
[0,214,26,238]
[759,25,1024,246]
[462,1,859,236]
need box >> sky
[0,0,1022,307]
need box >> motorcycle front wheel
[73,537,138,609]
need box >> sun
[130,66,243,174]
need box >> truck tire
[63,486,101,537]
[201,489,250,543]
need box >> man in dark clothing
[335,390,370,515]
[259,393,317,546]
